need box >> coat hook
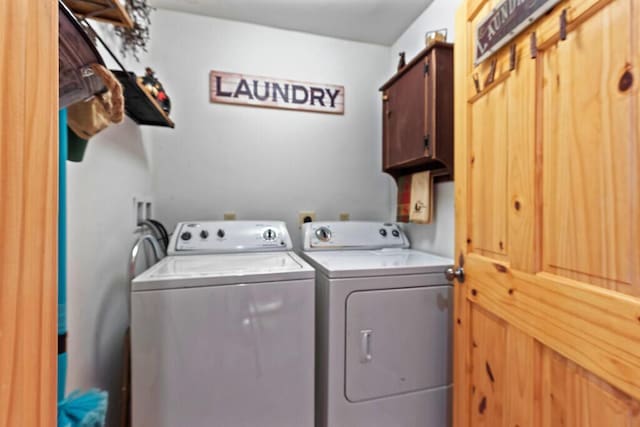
[472,73,481,94]
[559,9,568,41]
[530,32,538,59]
[485,58,497,86]
[509,44,517,71]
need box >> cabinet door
[424,53,434,158]
[383,63,426,169]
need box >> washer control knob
[200,230,209,239]
[392,229,400,237]
[181,231,192,241]
[315,227,332,242]
[217,229,225,239]
[263,229,277,241]
[379,228,387,237]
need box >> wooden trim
[453,3,472,427]
[379,42,453,91]
[465,254,640,400]
[0,1,58,425]
[63,0,134,28]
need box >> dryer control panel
[168,221,293,255]
[302,222,409,251]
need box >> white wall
[389,0,462,258]
[144,10,394,246]
[66,122,153,426]
[65,28,157,427]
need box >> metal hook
[472,73,481,94]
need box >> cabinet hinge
[424,134,431,153]
[424,62,430,75]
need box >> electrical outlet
[298,211,316,227]
[339,212,350,221]
[133,195,153,227]
[224,212,237,220]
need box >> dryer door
[345,285,452,402]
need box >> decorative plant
[114,0,153,61]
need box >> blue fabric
[58,353,67,402]
[58,109,68,405]
[58,389,108,427]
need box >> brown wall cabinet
[380,42,453,181]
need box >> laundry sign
[475,0,561,65]
[210,71,344,114]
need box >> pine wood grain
[0,1,58,426]
[455,0,640,425]
[542,0,637,295]
[453,5,472,427]
[470,80,508,259]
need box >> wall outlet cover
[133,195,153,227]
[298,211,316,227]
[339,212,350,221]
[223,212,237,220]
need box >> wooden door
[0,1,58,426]
[454,0,640,426]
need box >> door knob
[445,267,465,283]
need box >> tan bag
[68,64,125,139]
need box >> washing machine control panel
[302,222,409,251]
[168,221,293,255]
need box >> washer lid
[301,249,453,278]
[132,252,314,291]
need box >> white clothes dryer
[131,221,315,427]
[301,221,453,427]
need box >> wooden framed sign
[210,70,345,115]
[475,0,561,65]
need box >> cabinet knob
[382,94,389,102]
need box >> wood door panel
[464,255,640,399]
[0,1,58,426]
[543,347,640,427]
[470,306,507,426]
[542,0,638,295]
[455,0,640,425]
[470,81,509,259]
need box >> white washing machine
[131,221,315,427]
[301,221,453,427]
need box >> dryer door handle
[360,329,373,363]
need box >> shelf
[63,0,133,28]
[112,70,175,128]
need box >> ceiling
[149,0,433,45]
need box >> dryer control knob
[263,229,277,241]
[315,227,332,242]
[392,229,400,237]
[217,229,225,239]
[200,230,209,239]
[181,231,192,241]
[379,228,387,237]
